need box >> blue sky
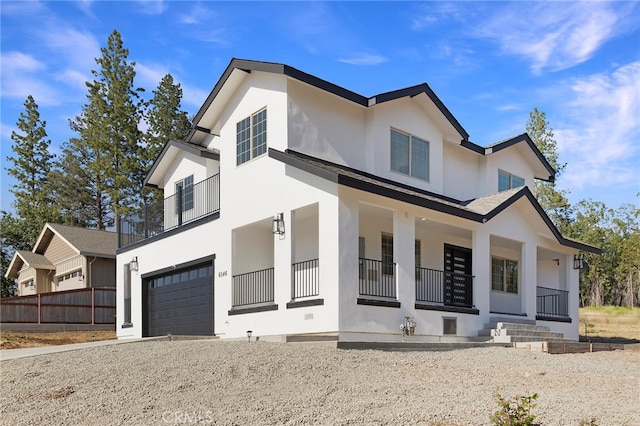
[1,1,639,214]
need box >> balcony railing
[232,267,274,307]
[416,267,473,307]
[536,286,569,317]
[359,258,396,299]
[119,174,220,248]
[292,259,319,299]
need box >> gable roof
[5,250,55,280]
[188,58,470,143]
[33,223,118,259]
[269,148,600,254]
[145,139,220,187]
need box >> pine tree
[57,30,144,230]
[4,95,61,246]
[142,73,191,204]
[526,108,572,232]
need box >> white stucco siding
[162,153,210,197]
[287,79,367,168]
[369,98,445,194]
[442,141,483,200]
[484,148,537,195]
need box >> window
[237,108,267,165]
[381,233,394,276]
[491,257,518,293]
[123,263,132,326]
[175,175,194,212]
[390,129,429,181]
[498,170,524,192]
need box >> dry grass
[0,330,116,349]
[579,306,640,341]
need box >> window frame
[390,128,430,181]
[498,170,525,192]
[175,175,194,212]
[491,256,519,294]
[237,108,267,166]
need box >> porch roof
[269,148,601,254]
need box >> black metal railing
[292,259,319,299]
[415,267,473,307]
[119,174,220,248]
[232,267,274,307]
[359,258,396,298]
[536,286,569,317]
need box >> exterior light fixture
[272,213,285,235]
[246,330,253,342]
[573,254,585,270]
[130,256,139,272]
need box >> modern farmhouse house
[6,223,117,296]
[116,58,599,342]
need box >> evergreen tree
[526,108,572,232]
[57,30,143,230]
[4,95,61,246]
[142,73,191,204]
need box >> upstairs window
[498,170,524,192]
[390,129,429,181]
[491,257,518,293]
[237,108,267,165]
[175,175,194,212]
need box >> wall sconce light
[552,259,560,266]
[246,330,253,342]
[573,254,585,270]
[272,213,285,235]
[130,256,139,272]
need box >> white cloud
[554,62,640,192]
[0,52,59,105]
[181,84,209,110]
[42,28,100,71]
[476,2,639,73]
[339,53,387,66]
[136,62,169,89]
[134,0,167,16]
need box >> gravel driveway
[1,340,638,425]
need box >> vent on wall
[443,317,457,335]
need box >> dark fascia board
[374,84,470,141]
[485,186,601,254]
[460,140,485,154]
[488,133,556,182]
[269,148,601,254]
[190,58,468,141]
[143,139,219,187]
[269,148,484,222]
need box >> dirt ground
[0,330,116,349]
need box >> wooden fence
[0,287,116,324]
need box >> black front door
[444,245,472,306]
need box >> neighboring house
[5,223,117,296]
[116,58,599,342]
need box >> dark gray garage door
[144,263,214,337]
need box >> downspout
[88,256,98,288]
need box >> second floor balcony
[118,174,220,248]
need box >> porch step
[478,320,567,343]
[483,322,551,332]
[286,334,339,343]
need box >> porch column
[274,210,293,306]
[319,198,341,330]
[472,226,490,319]
[393,210,415,306]
[522,242,537,319]
[337,197,359,331]
[566,254,580,338]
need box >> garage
[142,258,214,337]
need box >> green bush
[490,390,539,426]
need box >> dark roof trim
[269,148,600,254]
[140,254,215,280]
[190,58,469,141]
[143,139,219,186]
[460,140,485,154]
[374,84,469,141]
[488,133,555,181]
[269,148,483,222]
